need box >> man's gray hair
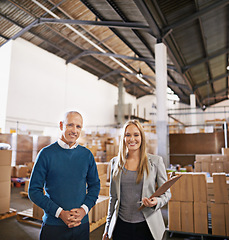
[63,111,83,122]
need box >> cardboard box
[24,179,30,192]
[0,196,10,214]
[11,166,16,177]
[16,151,33,165]
[222,148,229,156]
[194,202,208,234]
[211,203,226,236]
[209,162,216,176]
[194,161,202,172]
[92,196,109,222]
[215,162,224,172]
[99,186,109,196]
[184,165,193,172]
[202,162,210,173]
[0,150,12,166]
[181,202,194,233]
[0,166,11,182]
[33,204,44,220]
[224,161,229,173]
[99,174,108,187]
[195,155,212,163]
[88,207,93,224]
[14,165,29,178]
[0,181,10,199]
[170,175,181,201]
[96,162,108,176]
[25,161,34,172]
[168,201,181,231]
[213,173,228,203]
[179,173,193,202]
[192,173,207,202]
[212,154,227,162]
[225,203,229,236]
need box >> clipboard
[138,174,182,211]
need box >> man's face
[60,113,83,147]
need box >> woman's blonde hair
[113,119,149,183]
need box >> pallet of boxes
[168,172,229,237]
[194,154,229,175]
[0,148,17,219]
[210,173,229,236]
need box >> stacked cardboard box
[16,134,33,165]
[207,177,229,213]
[193,173,208,234]
[211,173,229,236]
[96,162,110,196]
[0,150,12,214]
[169,172,208,234]
[80,133,119,162]
[106,144,119,162]
[11,165,29,178]
[88,195,109,224]
[194,154,228,175]
[221,148,229,173]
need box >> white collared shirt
[57,138,79,149]
[55,139,88,218]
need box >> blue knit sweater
[28,142,100,225]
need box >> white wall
[3,38,137,137]
[0,41,12,132]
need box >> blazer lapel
[142,163,149,198]
[116,171,121,200]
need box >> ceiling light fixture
[31,0,151,87]
[227,65,229,70]
[136,69,143,78]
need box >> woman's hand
[142,197,158,208]
[102,232,109,240]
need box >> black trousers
[113,217,154,240]
[39,222,89,240]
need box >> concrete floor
[0,186,227,240]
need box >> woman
[102,120,171,240]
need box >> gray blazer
[104,154,171,240]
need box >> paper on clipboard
[138,174,182,211]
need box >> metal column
[155,42,169,167]
[190,94,197,132]
[117,79,125,126]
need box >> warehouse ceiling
[0,0,229,109]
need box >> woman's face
[124,124,142,152]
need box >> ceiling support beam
[67,50,154,64]
[202,88,229,103]
[0,33,9,40]
[194,72,229,90]
[38,18,151,31]
[182,47,229,73]
[66,50,177,70]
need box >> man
[28,111,100,240]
